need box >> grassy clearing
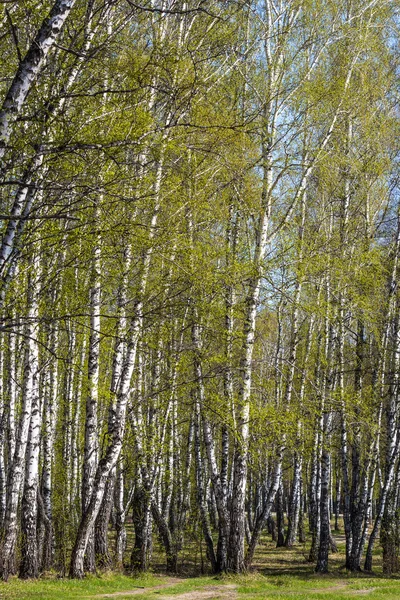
[2,534,400,600]
[2,569,400,600]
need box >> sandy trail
[96,577,184,597]
[96,579,237,599]
[96,575,376,598]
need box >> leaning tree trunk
[0,0,77,158]
[70,192,160,577]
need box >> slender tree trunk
[114,464,129,569]
[315,415,332,573]
[19,262,41,578]
[82,215,101,573]
[194,399,217,573]
[276,482,285,547]
[19,342,40,578]
[0,336,5,528]
[94,471,115,569]
[131,481,152,572]
[41,325,58,571]
[286,454,302,547]
[308,396,323,563]
[298,478,306,544]
[335,465,341,532]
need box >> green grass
[0,572,160,600]
[233,572,399,599]
[2,570,400,600]
[2,533,400,600]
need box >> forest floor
[2,531,400,600]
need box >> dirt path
[307,582,376,595]
[97,577,184,597]
[97,579,237,599]
[157,584,237,600]
[96,578,377,599]
[96,575,376,599]
[248,582,376,596]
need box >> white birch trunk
[0,154,43,276]
[0,0,77,157]
[20,256,41,579]
[0,334,5,526]
[82,210,101,572]
[6,329,17,467]
[0,267,39,579]
[41,324,58,571]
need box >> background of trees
[0,0,399,581]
